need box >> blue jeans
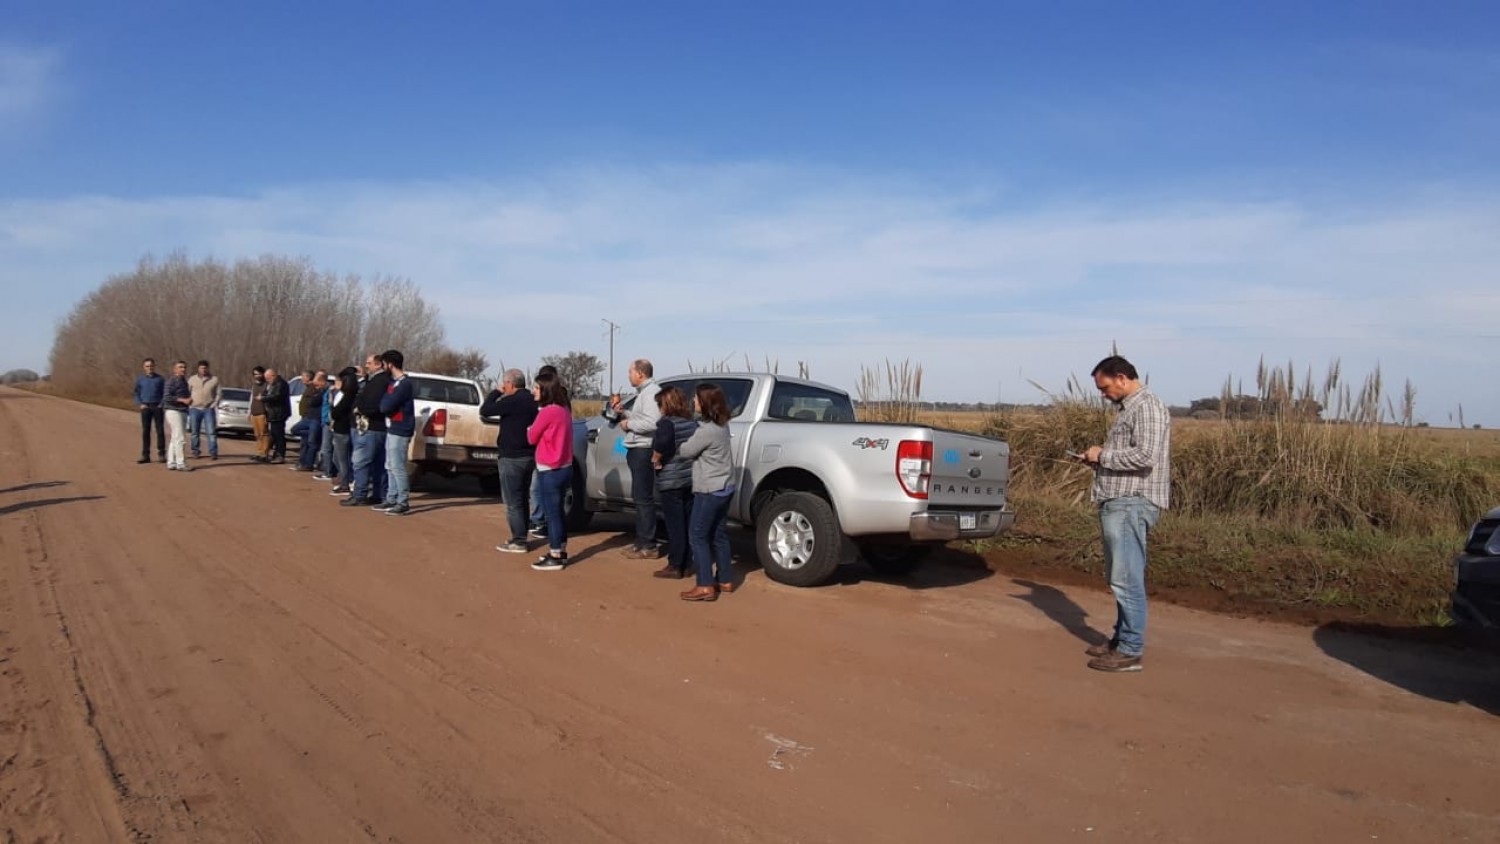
[529,471,544,529]
[537,466,573,553]
[658,485,693,572]
[1100,496,1161,657]
[188,407,217,457]
[352,428,387,502]
[626,447,658,549]
[385,433,412,506]
[318,423,335,472]
[298,417,324,469]
[498,456,535,544]
[331,431,353,487]
[690,492,733,587]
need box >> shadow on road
[0,495,106,516]
[1313,622,1500,716]
[1008,578,1109,645]
[827,544,997,591]
[0,480,69,495]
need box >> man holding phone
[1078,355,1171,673]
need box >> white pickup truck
[584,373,1015,587]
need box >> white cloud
[0,44,63,126]
[2,165,1498,424]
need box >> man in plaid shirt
[1081,355,1171,673]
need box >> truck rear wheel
[756,491,841,587]
[858,542,932,577]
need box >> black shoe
[329,485,351,496]
[250,455,267,463]
[267,456,285,465]
[383,503,410,516]
[340,496,371,507]
[370,501,394,512]
[531,553,568,571]
[137,456,150,464]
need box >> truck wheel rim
[767,510,815,570]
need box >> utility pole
[601,318,620,396]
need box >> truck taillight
[896,440,931,499]
[424,408,447,438]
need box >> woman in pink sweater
[527,373,575,571]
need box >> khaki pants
[251,414,270,457]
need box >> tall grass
[856,358,924,423]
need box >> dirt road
[1,386,1496,843]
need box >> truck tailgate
[927,431,1010,508]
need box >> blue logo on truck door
[943,449,960,464]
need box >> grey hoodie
[677,420,733,494]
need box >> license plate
[959,512,977,530]
[473,451,497,461]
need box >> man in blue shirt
[132,357,166,463]
[376,349,416,516]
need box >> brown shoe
[1085,640,1116,658]
[652,565,687,579]
[623,546,660,560]
[716,581,736,593]
[1087,651,1143,673]
[680,586,718,602]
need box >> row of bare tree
[49,253,448,391]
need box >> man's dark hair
[196,359,210,368]
[253,365,266,375]
[1091,355,1139,380]
[142,357,155,365]
[382,349,404,369]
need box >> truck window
[659,378,755,418]
[767,381,857,423]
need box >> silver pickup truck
[584,373,1015,587]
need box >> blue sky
[3,1,1498,423]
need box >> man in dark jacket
[481,368,539,552]
[343,352,390,507]
[261,367,292,464]
[132,357,166,463]
[376,350,416,516]
[328,366,359,494]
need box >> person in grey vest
[649,386,698,579]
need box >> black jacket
[355,370,391,432]
[480,388,539,458]
[262,376,292,423]
[331,373,358,434]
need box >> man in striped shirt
[1081,355,1171,673]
